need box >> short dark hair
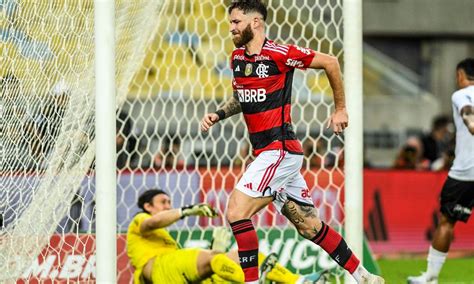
[138,189,168,213]
[457,58,474,80]
[228,0,267,21]
[432,115,450,131]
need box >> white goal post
[94,0,117,282]
[343,0,364,282]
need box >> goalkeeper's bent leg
[210,254,245,282]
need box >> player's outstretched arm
[200,95,242,132]
[140,208,182,234]
[309,53,348,135]
[461,105,474,134]
[140,204,218,234]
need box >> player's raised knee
[226,205,246,223]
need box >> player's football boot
[361,273,385,284]
[407,272,438,284]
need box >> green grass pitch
[378,257,474,283]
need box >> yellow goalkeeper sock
[210,254,245,282]
[258,252,300,283]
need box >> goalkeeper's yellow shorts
[151,248,201,283]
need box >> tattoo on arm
[218,94,242,118]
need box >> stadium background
[1,0,474,283]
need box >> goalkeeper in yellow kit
[127,189,327,283]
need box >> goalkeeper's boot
[301,270,330,284]
[259,252,278,284]
[360,273,385,284]
[407,272,438,284]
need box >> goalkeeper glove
[211,226,232,253]
[180,203,218,219]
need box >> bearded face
[232,23,254,48]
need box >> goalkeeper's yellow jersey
[126,212,179,270]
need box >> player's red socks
[230,219,259,281]
[311,222,360,273]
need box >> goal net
[0,0,164,281]
[1,0,345,281]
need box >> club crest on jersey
[256,63,269,78]
[245,63,253,76]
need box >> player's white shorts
[235,149,314,212]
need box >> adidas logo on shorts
[244,183,253,190]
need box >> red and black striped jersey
[231,38,316,156]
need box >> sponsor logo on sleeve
[295,46,311,55]
[286,59,304,68]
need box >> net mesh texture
[0,0,345,281]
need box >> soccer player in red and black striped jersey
[201,1,384,283]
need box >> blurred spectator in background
[326,145,344,168]
[233,141,253,168]
[393,136,429,170]
[302,137,346,169]
[29,80,70,168]
[1,73,37,171]
[421,115,453,169]
[116,110,137,170]
[153,137,185,170]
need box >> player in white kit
[408,58,474,283]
